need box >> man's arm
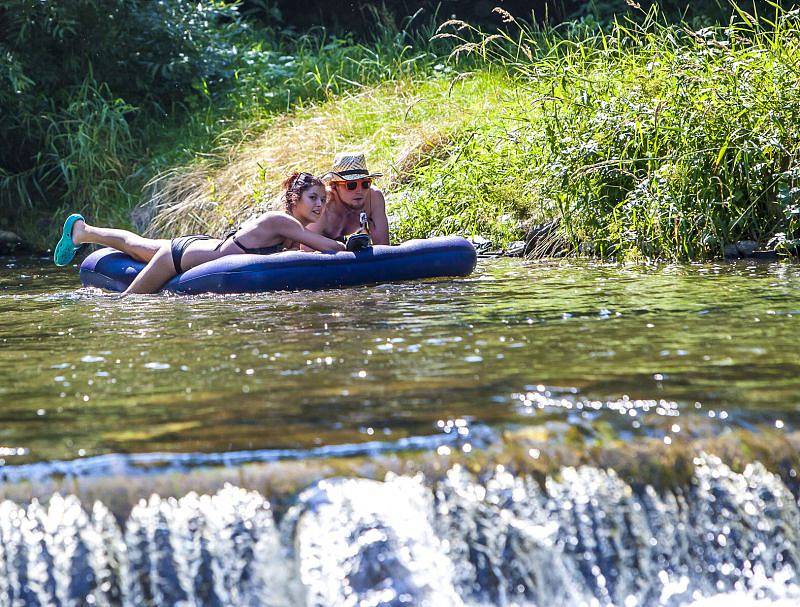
[368,188,390,245]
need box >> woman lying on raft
[53,172,354,295]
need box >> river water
[1,255,799,605]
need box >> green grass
[145,71,512,239]
[391,4,800,259]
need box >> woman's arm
[278,216,346,252]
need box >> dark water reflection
[1,255,799,466]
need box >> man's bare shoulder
[370,187,387,208]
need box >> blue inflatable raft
[79,235,477,294]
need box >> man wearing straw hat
[309,152,390,246]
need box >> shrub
[0,0,243,235]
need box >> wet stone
[723,244,740,259]
[751,249,780,261]
[0,230,23,255]
[468,235,494,254]
[736,240,759,257]
[505,240,526,257]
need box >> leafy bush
[0,0,243,236]
[0,0,243,105]
[0,0,459,246]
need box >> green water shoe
[53,213,84,266]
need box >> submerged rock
[0,230,23,255]
[736,240,759,257]
[724,241,783,261]
[723,244,740,259]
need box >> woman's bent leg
[73,220,168,262]
[122,245,177,295]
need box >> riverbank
[11,7,800,261]
[140,8,800,261]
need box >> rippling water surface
[3,254,800,606]
[1,255,799,468]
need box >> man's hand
[345,232,372,252]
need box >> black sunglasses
[338,179,372,191]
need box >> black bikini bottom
[170,234,212,274]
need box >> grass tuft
[422,5,800,258]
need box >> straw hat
[322,152,383,181]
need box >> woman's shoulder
[253,210,286,221]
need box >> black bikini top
[219,230,283,255]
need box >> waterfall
[123,485,287,607]
[434,455,800,606]
[0,454,797,606]
[282,476,463,606]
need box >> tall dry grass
[144,73,504,238]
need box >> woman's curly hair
[282,172,324,214]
